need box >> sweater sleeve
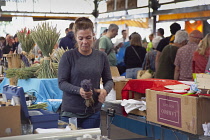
[101,53,114,93]
[58,51,80,95]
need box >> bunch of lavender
[81,79,94,107]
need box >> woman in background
[124,32,146,79]
[193,33,210,73]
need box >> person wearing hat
[174,30,203,81]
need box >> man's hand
[94,89,107,103]
[80,88,93,99]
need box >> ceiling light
[207,19,210,24]
[189,20,195,24]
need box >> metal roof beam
[153,4,210,16]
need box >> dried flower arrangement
[31,22,60,78]
[17,28,35,54]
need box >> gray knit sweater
[58,48,113,115]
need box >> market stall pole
[4,54,21,85]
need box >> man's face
[111,29,118,38]
[8,36,14,44]
[122,31,127,39]
[14,37,18,42]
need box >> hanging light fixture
[189,20,195,24]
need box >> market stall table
[0,128,101,140]
[0,78,62,112]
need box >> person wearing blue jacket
[59,23,76,50]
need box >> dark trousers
[61,111,100,129]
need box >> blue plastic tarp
[0,78,63,112]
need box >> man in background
[155,23,181,70]
[157,28,164,38]
[146,33,154,52]
[59,23,76,50]
[114,30,128,53]
[174,30,203,81]
[3,35,15,54]
[99,24,119,66]
[94,28,108,50]
[155,30,188,80]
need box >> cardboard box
[3,85,59,132]
[114,80,128,100]
[146,89,210,135]
[0,101,11,106]
[196,74,210,89]
[0,105,21,137]
[129,109,146,116]
[110,66,120,77]
[129,99,146,116]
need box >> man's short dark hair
[103,29,108,34]
[158,28,164,36]
[69,23,74,30]
[122,30,126,34]
[170,23,181,35]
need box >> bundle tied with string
[17,28,35,67]
[31,22,60,78]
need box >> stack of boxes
[1,85,59,136]
[146,74,210,135]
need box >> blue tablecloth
[0,78,63,112]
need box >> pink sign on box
[157,94,181,127]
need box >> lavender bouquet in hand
[81,79,94,107]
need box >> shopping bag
[137,70,153,79]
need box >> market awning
[159,10,210,21]
[99,18,149,28]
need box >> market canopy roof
[0,0,210,22]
